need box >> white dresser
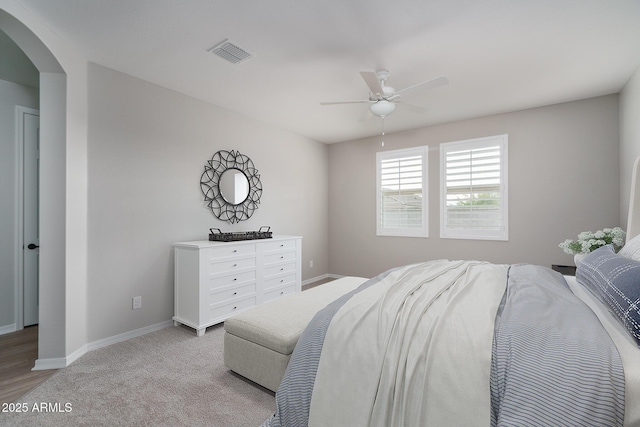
[173,235,302,336]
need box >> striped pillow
[576,244,640,347]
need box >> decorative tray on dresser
[172,235,302,336]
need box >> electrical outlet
[310,260,314,268]
[132,296,142,310]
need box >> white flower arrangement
[559,227,626,255]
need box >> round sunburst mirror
[200,150,262,223]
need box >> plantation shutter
[440,135,508,240]
[377,147,428,237]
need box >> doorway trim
[14,105,40,332]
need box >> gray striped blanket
[262,261,625,427]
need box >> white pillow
[619,233,640,261]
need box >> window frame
[376,146,429,238]
[439,135,508,241]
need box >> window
[440,135,508,240]
[377,146,428,237]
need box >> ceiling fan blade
[398,100,428,114]
[360,71,384,96]
[396,76,449,94]
[320,100,371,105]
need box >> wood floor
[0,326,57,404]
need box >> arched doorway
[0,7,69,367]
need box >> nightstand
[551,264,576,276]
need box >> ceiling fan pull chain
[381,117,385,147]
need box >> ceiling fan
[321,70,449,118]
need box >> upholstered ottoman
[223,276,368,392]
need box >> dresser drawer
[207,243,256,259]
[209,283,256,305]
[209,296,256,320]
[263,284,296,303]
[209,270,256,290]
[209,256,256,274]
[263,239,296,253]
[263,250,296,266]
[263,272,297,292]
[264,262,297,278]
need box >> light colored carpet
[1,324,275,426]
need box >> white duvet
[308,261,508,427]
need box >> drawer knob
[233,306,237,310]
[233,292,237,295]
[280,256,284,259]
[280,268,284,271]
[280,291,284,295]
[232,263,237,267]
[233,278,237,281]
[233,249,237,253]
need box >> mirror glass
[219,168,250,205]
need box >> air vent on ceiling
[208,40,252,64]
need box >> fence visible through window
[377,146,428,237]
[440,135,508,240]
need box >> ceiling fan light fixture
[370,100,396,117]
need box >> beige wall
[86,63,329,342]
[329,95,620,278]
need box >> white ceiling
[16,0,640,144]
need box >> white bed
[261,158,640,427]
[568,155,640,426]
[565,275,640,426]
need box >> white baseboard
[0,323,17,336]
[302,273,346,286]
[85,320,174,353]
[33,357,67,371]
[31,274,353,371]
[302,273,329,286]
[32,320,174,371]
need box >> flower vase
[574,252,588,266]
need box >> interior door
[22,109,40,327]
